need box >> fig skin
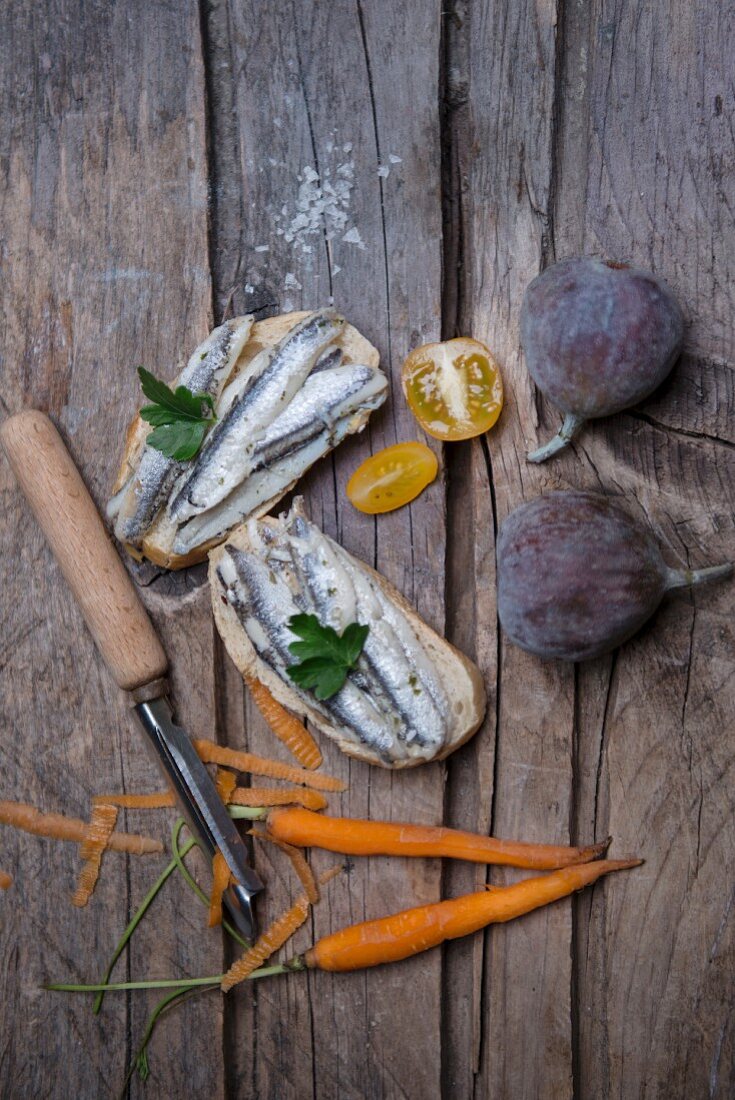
[497,492,732,662]
[521,258,684,462]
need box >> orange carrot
[193,740,345,792]
[222,863,343,991]
[230,787,328,812]
[215,769,237,805]
[92,792,176,810]
[250,828,319,903]
[208,851,231,928]
[301,859,641,972]
[72,804,119,908]
[0,800,162,855]
[265,808,610,870]
[245,676,322,770]
[0,870,12,890]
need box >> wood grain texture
[204,1,447,1096]
[0,2,225,1097]
[1,0,733,1098]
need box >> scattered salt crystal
[389,154,402,164]
[254,245,269,253]
[332,264,341,275]
[278,159,356,253]
[284,272,302,291]
[342,227,365,249]
[244,283,255,294]
[342,143,353,153]
[377,165,390,179]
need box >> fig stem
[527,413,585,463]
[666,562,733,590]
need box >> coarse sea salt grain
[342,227,365,249]
[377,165,390,179]
[284,273,302,291]
[278,159,359,254]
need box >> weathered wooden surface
[1,1,733,1098]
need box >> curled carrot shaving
[193,740,345,793]
[221,862,344,991]
[215,769,237,805]
[0,870,12,890]
[208,851,231,927]
[250,828,319,903]
[245,676,322,770]
[230,787,328,812]
[222,894,310,990]
[72,804,119,908]
[92,792,176,810]
[0,800,162,855]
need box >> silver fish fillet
[171,362,387,557]
[169,309,346,522]
[217,502,451,762]
[218,545,397,759]
[281,509,447,747]
[108,316,254,546]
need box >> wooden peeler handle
[1,410,168,692]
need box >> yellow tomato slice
[401,337,503,441]
[346,442,439,515]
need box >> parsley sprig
[286,613,369,699]
[138,367,217,461]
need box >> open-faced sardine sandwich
[210,500,486,768]
[107,309,387,568]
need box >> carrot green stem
[118,985,212,1098]
[170,818,249,948]
[46,965,289,994]
[227,806,268,821]
[527,412,585,463]
[93,838,196,1015]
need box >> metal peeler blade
[135,695,263,942]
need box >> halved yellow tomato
[346,442,439,514]
[402,337,503,441]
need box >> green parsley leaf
[146,421,209,462]
[137,367,216,460]
[285,613,369,700]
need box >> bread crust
[209,522,486,769]
[111,312,380,569]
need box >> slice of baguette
[209,518,487,769]
[110,311,380,570]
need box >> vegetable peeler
[0,410,263,940]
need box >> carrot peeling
[208,851,231,927]
[92,792,176,810]
[215,769,237,805]
[221,862,344,991]
[72,804,119,908]
[0,800,162,855]
[193,739,345,793]
[245,676,322,770]
[222,894,310,990]
[250,828,319,903]
[0,870,12,890]
[265,807,611,870]
[230,786,328,812]
[302,858,642,973]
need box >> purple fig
[497,492,731,662]
[521,258,684,462]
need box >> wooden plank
[204,1,447,1096]
[555,4,735,1097]
[0,3,224,1097]
[453,1,583,1096]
